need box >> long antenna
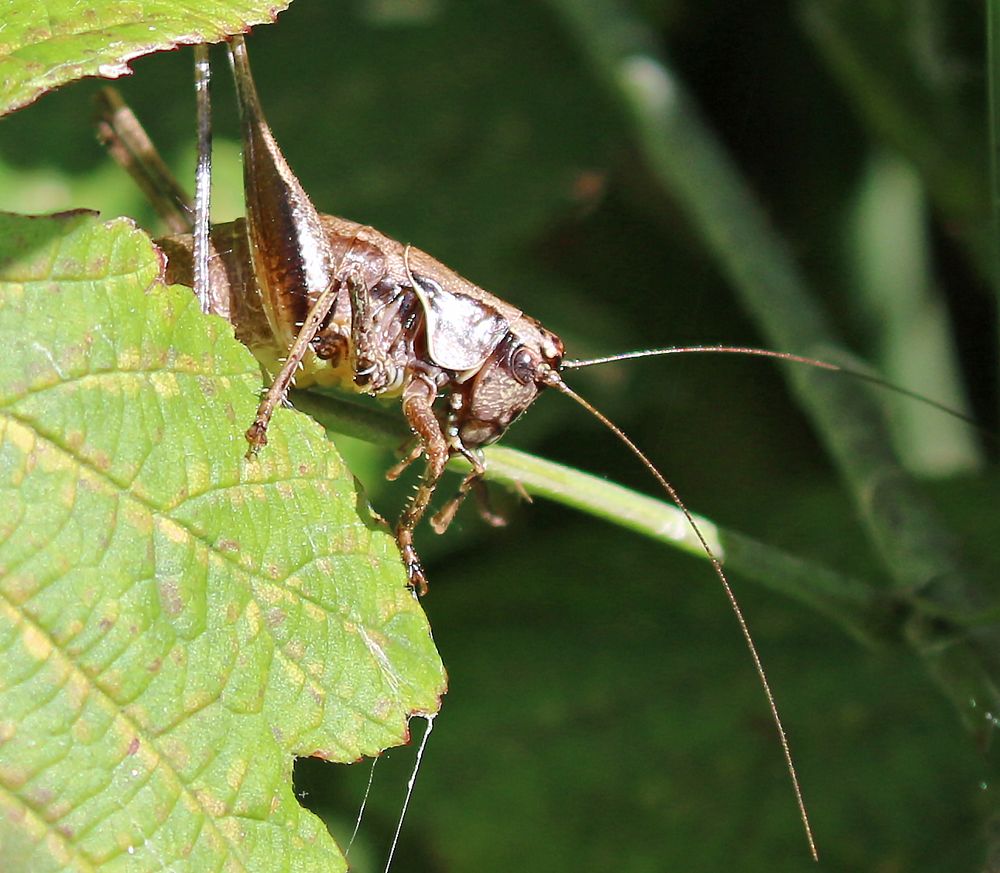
[564,344,840,371]
[565,344,982,430]
[543,369,819,862]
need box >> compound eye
[510,345,538,385]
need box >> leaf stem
[293,390,888,646]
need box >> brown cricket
[96,33,819,858]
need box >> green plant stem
[545,0,1000,730]
[294,391,887,645]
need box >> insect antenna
[545,371,819,862]
[564,345,984,432]
[564,344,841,371]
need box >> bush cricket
[97,32,984,862]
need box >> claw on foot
[245,420,268,459]
[406,559,429,597]
[397,529,429,596]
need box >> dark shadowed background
[2,1,997,870]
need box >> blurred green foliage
[2,0,997,870]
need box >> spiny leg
[395,376,449,595]
[386,440,423,482]
[244,270,358,456]
[95,87,193,234]
[192,43,213,315]
[96,85,232,318]
[428,461,507,534]
[430,395,504,532]
[396,437,507,534]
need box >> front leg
[429,464,507,534]
[395,374,450,595]
[429,393,504,533]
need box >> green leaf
[0,211,444,871]
[0,0,293,116]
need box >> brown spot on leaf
[0,764,25,800]
[197,375,217,397]
[87,255,109,275]
[26,787,53,807]
[158,578,183,616]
